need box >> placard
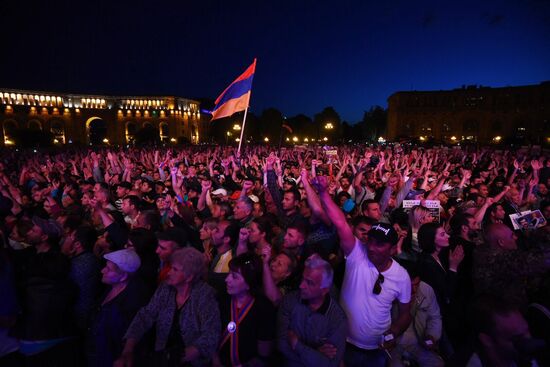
[403,200,441,222]
[509,210,547,230]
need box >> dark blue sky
[1,0,549,122]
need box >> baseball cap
[104,249,141,273]
[367,223,398,246]
[212,188,228,196]
[343,198,355,213]
[229,190,241,201]
[405,189,426,200]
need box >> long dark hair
[418,222,441,254]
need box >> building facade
[0,89,210,146]
[387,81,550,144]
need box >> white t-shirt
[340,238,411,349]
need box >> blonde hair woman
[408,205,434,253]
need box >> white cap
[104,249,141,273]
[211,188,228,196]
[248,195,260,203]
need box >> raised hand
[201,180,212,192]
[311,175,329,193]
[449,245,465,270]
[259,245,272,264]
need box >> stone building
[0,89,209,146]
[387,81,550,144]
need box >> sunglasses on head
[373,272,384,295]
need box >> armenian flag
[211,59,256,121]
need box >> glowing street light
[235,138,240,142]
[226,131,232,136]
[264,137,269,142]
[292,136,299,142]
[323,137,328,142]
[103,138,109,143]
[304,138,309,142]
[324,122,334,130]
[233,124,241,131]
[170,138,177,143]
[450,136,457,141]
[493,136,502,142]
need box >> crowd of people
[0,142,549,367]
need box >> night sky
[1,0,549,123]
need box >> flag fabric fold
[211,59,256,121]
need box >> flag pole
[277,118,285,156]
[236,108,248,156]
[236,58,256,157]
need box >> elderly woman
[87,248,150,367]
[116,247,220,367]
[214,253,276,367]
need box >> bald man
[473,223,548,305]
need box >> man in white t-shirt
[316,175,412,367]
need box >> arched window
[159,122,169,142]
[3,119,18,141]
[29,120,42,130]
[126,121,137,144]
[50,119,65,143]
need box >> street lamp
[233,124,241,131]
[292,136,299,142]
[264,137,269,142]
[325,122,334,130]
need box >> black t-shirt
[166,304,185,358]
[219,295,276,366]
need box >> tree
[287,114,314,139]
[258,108,285,142]
[314,107,341,142]
[360,106,387,142]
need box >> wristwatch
[383,333,394,342]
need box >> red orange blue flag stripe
[211,59,257,121]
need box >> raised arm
[301,169,331,226]
[314,175,356,256]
